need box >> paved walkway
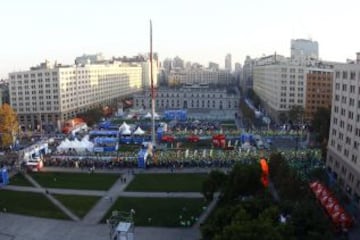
[82,174,134,224]
[23,173,80,221]
[1,167,216,240]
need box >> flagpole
[150,20,156,146]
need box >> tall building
[327,53,360,202]
[173,56,184,69]
[304,68,333,121]
[75,53,105,65]
[242,56,255,91]
[225,54,232,72]
[208,62,219,71]
[253,54,307,121]
[167,68,232,86]
[9,60,142,130]
[234,63,242,72]
[291,39,319,61]
[234,62,242,87]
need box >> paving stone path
[0,167,222,240]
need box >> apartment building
[167,68,232,86]
[253,54,307,121]
[327,54,360,202]
[9,60,142,130]
[304,68,333,121]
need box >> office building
[9,60,142,130]
[327,53,360,202]
[291,38,319,61]
[304,68,333,121]
[225,54,232,72]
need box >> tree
[202,170,228,201]
[223,163,262,201]
[311,107,331,143]
[0,104,19,148]
[288,105,304,124]
[278,112,287,124]
[311,107,331,160]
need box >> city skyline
[1,0,360,78]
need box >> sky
[0,0,360,78]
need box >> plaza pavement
[0,167,221,240]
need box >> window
[350,71,356,80]
[342,71,348,79]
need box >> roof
[115,222,132,232]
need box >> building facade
[167,68,232,86]
[9,61,142,130]
[327,56,360,203]
[133,85,239,111]
[291,38,319,61]
[225,54,232,72]
[253,55,307,121]
[241,56,255,91]
[304,68,333,121]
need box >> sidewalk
[82,174,134,224]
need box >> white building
[291,38,319,61]
[225,54,232,72]
[134,85,239,112]
[75,53,105,65]
[167,68,232,86]
[9,60,142,130]
[327,53,360,202]
[253,54,307,121]
[242,56,255,91]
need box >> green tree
[288,105,304,124]
[224,163,262,201]
[202,170,228,201]
[278,112,287,124]
[77,108,103,127]
[311,107,331,143]
[0,104,19,148]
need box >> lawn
[0,190,68,219]
[103,197,207,227]
[125,173,208,192]
[30,172,120,190]
[53,194,101,218]
[8,172,33,186]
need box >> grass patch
[53,194,101,219]
[125,173,208,192]
[8,172,33,186]
[103,197,207,227]
[30,172,120,190]
[0,190,68,219]
[118,144,141,152]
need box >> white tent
[144,112,152,119]
[119,122,130,131]
[133,127,145,135]
[122,127,131,135]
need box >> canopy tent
[212,134,226,148]
[121,128,132,135]
[161,135,175,143]
[144,112,152,119]
[119,122,130,131]
[57,137,94,152]
[187,135,200,143]
[309,181,353,230]
[133,127,145,135]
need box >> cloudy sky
[0,0,359,77]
